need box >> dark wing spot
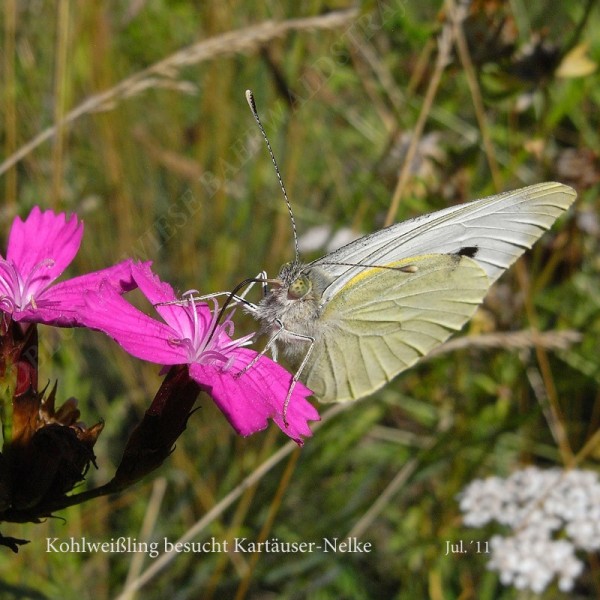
[456,246,479,258]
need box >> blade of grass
[3,0,17,208]
[384,3,455,227]
[50,0,70,210]
[0,9,359,177]
[447,0,502,190]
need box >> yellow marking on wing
[342,254,440,289]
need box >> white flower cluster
[459,467,600,594]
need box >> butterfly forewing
[303,254,490,403]
[315,182,576,303]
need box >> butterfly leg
[235,321,314,426]
[281,332,315,426]
[236,318,286,377]
[259,270,269,298]
[155,270,268,312]
[224,270,268,314]
[155,291,259,315]
[197,290,255,305]
[232,270,267,303]
[201,270,268,311]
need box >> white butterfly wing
[312,182,576,303]
[303,254,490,403]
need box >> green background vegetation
[1,0,599,598]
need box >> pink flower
[0,207,136,326]
[83,263,319,444]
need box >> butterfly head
[267,262,335,306]
[272,262,310,300]
[287,274,312,300]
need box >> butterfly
[245,181,576,403]
[202,92,576,412]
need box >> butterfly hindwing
[302,254,490,402]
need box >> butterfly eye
[288,275,311,299]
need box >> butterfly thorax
[252,262,334,360]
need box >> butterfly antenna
[246,89,300,265]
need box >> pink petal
[130,262,212,336]
[191,348,319,445]
[79,282,189,364]
[14,260,140,327]
[6,207,83,294]
[130,262,176,305]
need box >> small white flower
[460,466,600,593]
